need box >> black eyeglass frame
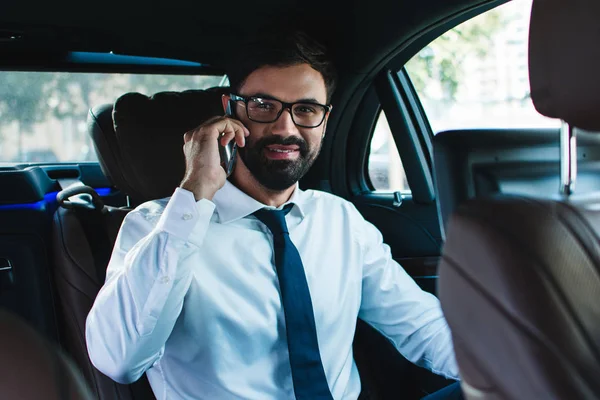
[229,93,332,128]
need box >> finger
[219,131,233,147]
[219,117,249,137]
[183,129,194,143]
[202,115,224,127]
[219,128,242,148]
[218,121,247,147]
[230,119,250,137]
[225,119,250,145]
[233,124,248,147]
[185,116,222,142]
[195,117,231,141]
[217,116,249,136]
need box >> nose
[271,108,299,136]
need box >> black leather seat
[93,88,228,207]
[438,0,600,398]
[51,88,227,400]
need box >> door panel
[352,195,443,294]
[355,128,600,282]
[396,256,440,293]
[353,197,442,257]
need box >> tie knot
[254,204,293,235]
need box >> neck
[229,159,296,207]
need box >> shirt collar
[212,180,307,224]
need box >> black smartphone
[219,98,238,177]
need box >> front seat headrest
[529,0,600,131]
[88,87,228,206]
[0,309,93,399]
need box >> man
[85,30,461,400]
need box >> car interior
[0,0,598,399]
[438,0,600,398]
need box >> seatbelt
[57,179,112,284]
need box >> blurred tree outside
[406,9,506,101]
[0,71,223,162]
[372,4,517,191]
[403,0,551,133]
[0,72,55,159]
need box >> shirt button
[182,213,193,221]
[160,276,170,284]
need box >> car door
[328,0,585,398]
[345,0,569,295]
[341,69,450,400]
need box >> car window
[0,71,225,163]
[404,0,560,134]
[367,110,410,192]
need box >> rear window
[0,71,225,163]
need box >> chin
[256,172,299,192]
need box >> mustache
[252,135,309,156]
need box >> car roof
[0,0,502,76]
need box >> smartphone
[219,99,238,177]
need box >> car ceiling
[1,0,498,77]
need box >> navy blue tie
[254,205,333,400]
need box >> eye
[252,99,277,111]
[294,104,317,114]
[257,102,274,110]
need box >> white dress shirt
[85,180,458,400]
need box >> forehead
[239,64,327,104]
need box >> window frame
[365,108,411,194]
[345,0,510,201]
[346,70,434,202]
[345,85,381,194]
[373,69,434,203]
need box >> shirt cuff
[154,187,216,245]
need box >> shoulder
[301,189,360,213]
[300,189,368,230]
[301,189,381,247]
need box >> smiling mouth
[264,145,300,159]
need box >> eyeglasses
[229,94,331,128]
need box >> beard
[237,134,321,191]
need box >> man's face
[233,63,329,191]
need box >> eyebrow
[247,92,323,105]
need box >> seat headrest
[88,88,228,206]
[529,0,600,131]
[87,103,123,192]
[0,309,93,399]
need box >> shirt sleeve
[356,212,459,380]
[85,188,215,384]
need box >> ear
[221,94,231,114]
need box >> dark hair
[227,30,337,103]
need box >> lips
[264,144,300,160]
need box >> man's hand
[180,116,249,201]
